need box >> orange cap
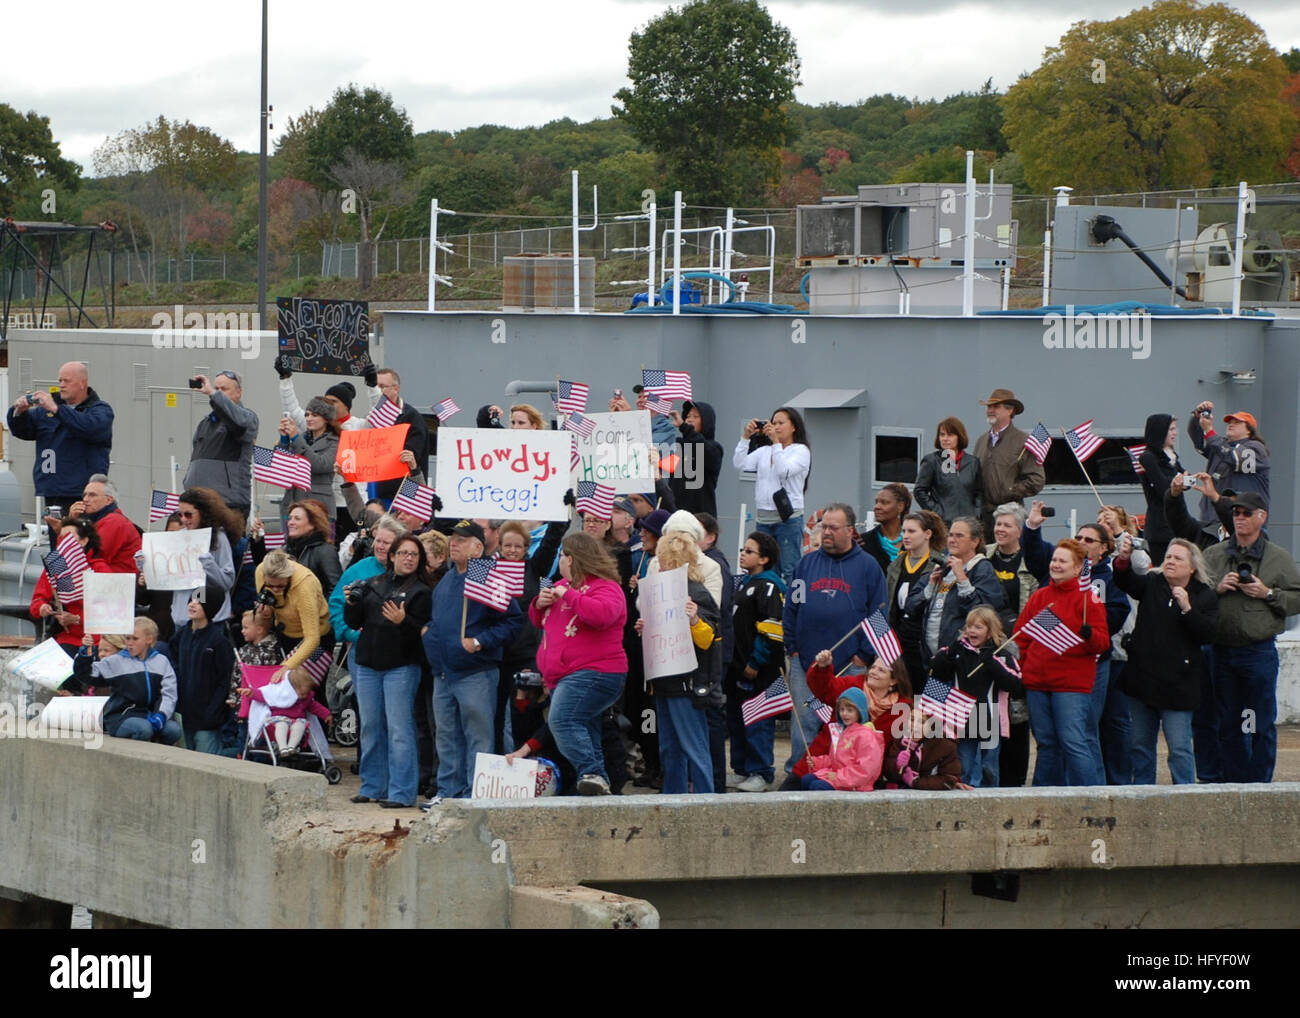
[1222,411,1257,432]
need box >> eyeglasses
[1076,535,1102,544]
[821,524,847,533]
[392,549,420,558]
[1231,508,1259,518]
[179,509,199,519]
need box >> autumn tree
[1002,0,1296,193]
[0,104,80,213]
[613,0,800,206]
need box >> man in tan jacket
[971,388,1045,537]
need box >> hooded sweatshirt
[806,686,885,790]
[170,617,237,730]
[669,400,722,516]
[1138,413,1184,547]
[783,543,887,672]
[728,567,786,694]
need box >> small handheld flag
[860,609,902,665]
[742,675,793,725]
[564,411,596,439]
[1078,556,1093,592]
[367,398,401,429]
[390,477,437,523]
[463,558,512,610]
[150,490,180,522]
[1126,444,1146,475]
[642,369,692,401]
[918,677,977,738]
[1065,419,1104,463]
[252,446,312,490]
[643,392,673,416]
[575,481,615,520]
[1022,606,1084,655]
[433,397,461,423]
[1023,421,1052,466]
[554,380,590,415]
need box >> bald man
[7,361,114,513]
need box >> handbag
[772,486,795,522]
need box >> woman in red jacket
[30,517,102,656]
[1014,537,1110,787]
[530,532,628,796]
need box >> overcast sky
[5,0,1299,172]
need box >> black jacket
[343,571,433,670]
[375,403,431,501]
[669,400,722,516]
[1138,414,1184,547]
[286,532,342,600]
[1113,559,1218,711]
[649,579,721,705]
[727,568,785,694]
[170,621,237,730]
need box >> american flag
[298,646,333,684]
[44,531,89,602]
[742,674,793,725]
[1065,419,1104,463]
[368,398,401,429]
[1022,606,1083,655]
[564,411,596,439]
[244,530,285,566]
[805,696,834,726]
[538,577,553,591]
[642,369,692,401]
[1078,555,1093,592]
[433,398,461,423]
[643,391,673,416]
[554,380,589,415]
[575,481,615,519]
[490,558,527,598]
[463,557,513,610]
[150,490,180,522]
[570,436,582,473]
[1023,421,1052,465]
[918,677,977,738]
[390,477,437,522]
[1127,444,1147,475]
[860,609,902,665]
[252,446,312,490]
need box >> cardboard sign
[471,752,538,800]
[572,410,654,493]
[337,424,411,482]
[435,427,571,521]
[640,565,696,681]
[82,573,137,635]
[9,638,76,691]
[140,527,211,591]
[276,297,370,375]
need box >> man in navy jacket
[782,502,887,774]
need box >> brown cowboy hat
[978,388,1024,415]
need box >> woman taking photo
[1112,537,1218,784]
[530,532,629,796]
[733,406,811,586]
[278,397,341,515]
[254,549,333,672]
[888,510,946,688]
[1013,538,1110,787]
[343,533,434,807]
[1136,413,1183,565]
[914,417,983,526]
[859,483,911,574]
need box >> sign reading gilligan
[276,297,371,375]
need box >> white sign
[141,527,211,590]
[471,752,539,800]
[41,696,109,735]
[640,565,696,681]
[9,638,75,691]
[82,573,137,635]
[572,410,655,493]
[435,428,571,521]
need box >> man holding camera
[184,371,259,517]
[6,361,113,515]
[1202,493,1300,783]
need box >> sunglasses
[1231,507,1259,517]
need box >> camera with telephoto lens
[1237,565,1253,584]
[255,588,278,608]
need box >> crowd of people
[13,358,1300,801]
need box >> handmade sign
[336,424,410,483]
[640,565,695,681]
[9,638,76,691]
[40,696,109,735]
[140,527,211,591]
[276,297,370,375]
[571,410,654,493]
[82,573,137,635]
[435,427,570,521]
[471,752,538,800]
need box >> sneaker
[577,773,611,796]
[725,772,747,789]
[737,774,769,793]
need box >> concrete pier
[1,733,1297,928]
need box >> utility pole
[257,0,269,329]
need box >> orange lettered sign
[336,423,411,482]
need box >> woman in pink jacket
[799,685,885,791]
[529,533,628,795]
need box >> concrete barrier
[2,733,1298,928]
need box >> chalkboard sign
[276,297,371,376]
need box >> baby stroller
[243,673,342,784]
[325,643,359,748]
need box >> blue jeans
[433,668,497,798]
[1086,659,1109,781]
[784,658,862,774]
[725,691,775,782]
[1192,644,1223,781]
[354,662,420,804]
[1127,696,1194,785]
[757,516,803,587]
[1213,641,1279,783]
[656,695,714,793]
[1100,660,1133,784]
[957,737,1000,788]
[548,670,625,781]
[184,726,224,755]
[115,717,182,745]
[800,774,835,791]
[1028,689,1102,786]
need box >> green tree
[613,0,801,206]
[0,104,81,213]
[302,85,414,190]
[1002,0,1296,193]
